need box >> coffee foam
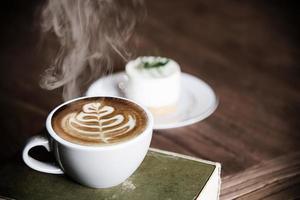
[52,97,147,146]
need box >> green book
[0,148,221,200]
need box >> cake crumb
[121,180,136,191]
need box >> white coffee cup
[22,96,153,188]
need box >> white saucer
[86,72,218,129]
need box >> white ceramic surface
[22,96,153,188]
[86,72,218,129]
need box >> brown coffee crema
[52,97,148,146]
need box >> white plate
[86,72,218,129]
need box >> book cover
[0,148,221,200]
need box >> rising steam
[40,0,145,101]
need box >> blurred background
[0,0,299,198]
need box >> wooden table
[0,0,299,199]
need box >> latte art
[52,97,147,146]
[62,102,136,143]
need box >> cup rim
[46,96,153,150]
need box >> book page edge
[149,148,221,166]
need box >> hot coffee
[52,97,148,146]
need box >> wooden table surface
[0,0,299,199]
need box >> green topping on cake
[140,58,169,69]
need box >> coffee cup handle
[22,135,64,174]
